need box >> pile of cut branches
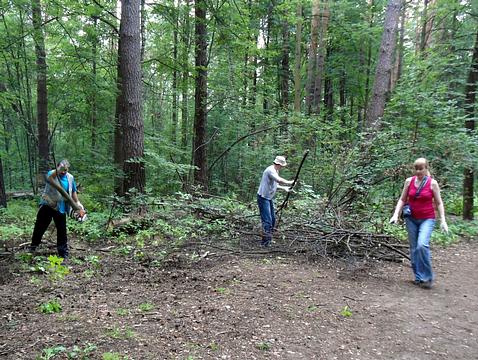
[179,195,408,263]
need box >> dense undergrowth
[1,189,477,259]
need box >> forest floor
[0,238,477,360]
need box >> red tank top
[408,176,435,219]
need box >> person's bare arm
[432,179,448,233]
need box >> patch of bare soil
[0,239,477,360]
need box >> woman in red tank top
[390,158,448,289]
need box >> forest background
[1,0,478,245]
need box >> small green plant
[37,345,66,359]
[106,326,135,339]
[340,305,352,317]
[85,255,101,268]
[83,269,96,279]
[113,245,134,256]
[102,353,126,360]
[46,255,70,281]
[307,305,318,312]
[65,343,97,359]
[208,342,219,351]
[16,252,33,263]
[215,287,229,295]
[116,308,130,316]
[138,302,154,312]
[256,342,271,351]
[30,275,42,285]
[40,299,62,314]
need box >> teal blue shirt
[46,170,77,214]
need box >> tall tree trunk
[262,2,273,114]
[417,0,436,54]
[306,0,320,114]
[172,12,179,144]
[391,3,405,90]
[323,48,333,121]
[31,0,49,183]
[293,3,303,112]
[312,0,329,114]
[90,16,98,150]
[181,0,191,152]
[120,0,145,195]
[364,0,375,126]
[365,0,403,130]
[0,154,6,207]
[192,0,208,190]
[339,69,346,124]
[279,19,290,133]
[463,30,478,220]
[114,32,125,196]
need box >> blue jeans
[405,217,435,282]
[257,195,275,246]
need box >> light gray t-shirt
[257,165,282,200]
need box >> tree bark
[181,0,191,152]
[306,0,320,114]
[31,0,49,183]
[0,156,6,208]
[172,11,179,145]
[114,31,125,196]
[262,1,274,114]
[90,16,98,150]
[279,19,290,133]
[120,0,145,195]
[293,3,303,113]
[313,0,329,114]
[391,3,405,90]
[417,0,436,55]
[365,0,403,130]
[192,0,208,190]
[463,30,478,220]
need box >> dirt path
[1,240,477,359]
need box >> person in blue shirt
[30,159,83,260]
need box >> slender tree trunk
[365,0,403,130]
[362,0,375,132]
[391,3,405,90]
[172,12,179,144]
[181,0,191,152]
[0,156,6,207]
[339,69,346,124]
[323,48,333,120]
[418,0,435,54]
[262,2,273,114]
[192,0,208,190]
[463,30,478,220]
[306,0,320,114]
[293,3,302,112]
[251,49,258,108]
[313,0,329,114]
[90,16,98,150]
[31,0,49,183]
[114,33,125,196]
[279,19,290,133]
[120,0,145,195]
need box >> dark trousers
[257,194,275,246]
[31,205,68,258]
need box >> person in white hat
[257,156,294,247]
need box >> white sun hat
[273,156,287,167]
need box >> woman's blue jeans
[257,195,275,246]
[405,217,436,282]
